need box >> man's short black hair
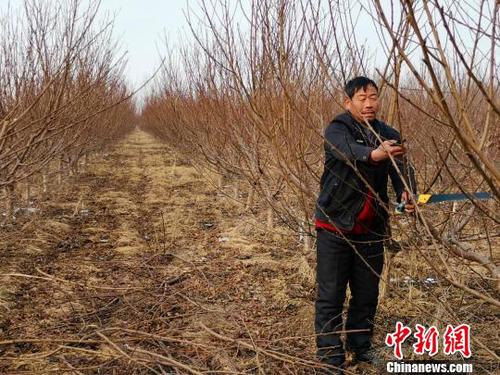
[344,76,378,99]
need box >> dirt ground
[0,130,497,374]
[0,130,322,374]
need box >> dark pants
[315,229,384,365]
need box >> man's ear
[343,96,351,110]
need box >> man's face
[344,85,379,123]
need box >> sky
[0,0,403,93]
[0,0,193,98]
[98,0,190,94]
[0,1,492,105]
[0,1,382,90]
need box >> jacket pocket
[317,172,339,209]
[323,170,365,229]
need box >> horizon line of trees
[0,0,136,222]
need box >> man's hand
[370,140,406,162]
[401,191,415,213]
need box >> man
[314,76,415,373]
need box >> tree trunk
[379,252,394,300]
[171,156,177,177]
[233,182,239,200]
[266,207,273,230]
[24,178,31,205]
[4,184,15,224]
[246,185,254,210]
[303,232,310,252]
[58,157,63,185]
[42,171,48,193]
[302,220,310,252]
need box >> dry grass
[0,130,497,374]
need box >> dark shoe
[317,362,346,374]
[353,349,381,366]
[317,351,346,374]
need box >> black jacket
[315,111,416,234]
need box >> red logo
[413,324,439,356]
[443,324,471,358]
[385,321,412,360]
[386,322,472,359]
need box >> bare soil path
[0,130,318,374]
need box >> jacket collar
[335,111,380,133]
[344,110,380,128]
